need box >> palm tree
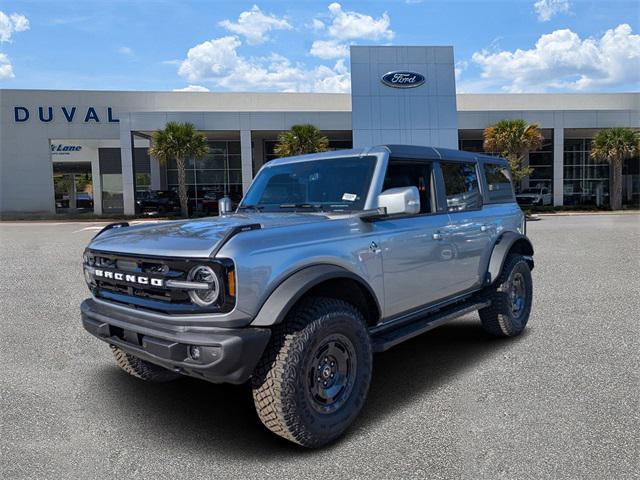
[483,119,544,184]
[590,128,640,210]
[148,122,208,217]
[274,124,329,157]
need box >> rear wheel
[111,346,180,382]
[251,297,372,448]
[479,254,533,337]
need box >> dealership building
[1,45,638,216]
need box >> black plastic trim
[487,232,535,284]
[250,264,381,327]
[81,299,270,384]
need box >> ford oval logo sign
[381,71,425,89]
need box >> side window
[483,163,514,202]
[440,161,482,212]
[383,161,433,214]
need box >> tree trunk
[610,159,623,211]
[176,156,189,217]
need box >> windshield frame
[238,150,388,213]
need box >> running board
[371,300,490,352]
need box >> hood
[89,212,336,258]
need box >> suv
[81,145,534,448]
[516,186,552,206]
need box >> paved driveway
[1,215,638,479]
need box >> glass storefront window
[165,140,244,208]
[101,173,124,214]
[563,138,610,206]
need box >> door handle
[480,224,490,232]
[433,231,445,240]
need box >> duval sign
[381,71,426,88]
[13,106,119,123]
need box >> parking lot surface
[1,215,638,479]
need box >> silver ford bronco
[81,145,534,447]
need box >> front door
[373,160,455,318]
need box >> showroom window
[563,138,610,206]
[166,141,243,206]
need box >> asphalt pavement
[1,215,638,479]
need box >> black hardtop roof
[382,144,507,165]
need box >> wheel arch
[250,265,381,327]
[487,232,534,285]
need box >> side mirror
[377,186,420,215]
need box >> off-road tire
[479,254,533,337]
[251,297,372,448]
[111,345,181,382]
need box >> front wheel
[479,254,533,337]
[251,297,372,448]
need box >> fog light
[189,346,201,361]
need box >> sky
[0,0,638,93]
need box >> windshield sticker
[342,193,357,202]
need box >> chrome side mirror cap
[377,186,420,215]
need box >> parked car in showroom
[516,186,552,206]
[81,145,534,448]
[135,190,181,215]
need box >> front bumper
[81,299,270,384]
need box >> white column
[553,127,564,206]
[91,150,103,215]
[120,117,136,215]
[240,130,253,195]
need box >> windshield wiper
[238,204,264,212]
[279,203,326,211]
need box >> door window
[483,163,514,202]
[383,161,433,213]
[440,162,482,211]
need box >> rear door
[439,161,493,293]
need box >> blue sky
[0,0,638,93]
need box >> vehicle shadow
[94,315,522,458]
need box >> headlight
[187,265,220,307]
[83,265,96,289]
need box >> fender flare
[487,232,534,284]
[250,264,380,327]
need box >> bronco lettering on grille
[94,269,164,287]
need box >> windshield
[240,156,377,212]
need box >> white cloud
[0,11,29,43]
[454,60,468,80]
[177,35,350,92]
[325,3,393,41]
[308,3,394,59]
[471,24,640,92]
[173,85,210,92]
[219,5,291,45]
[118,46,134,56]
[0,52,14,79]
[533,0,570,22]
[310,18,325,32]
[310,39,349,60]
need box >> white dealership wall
[0,45,638,215]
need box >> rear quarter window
[483,163,515,202]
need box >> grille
[85,250,234,314]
